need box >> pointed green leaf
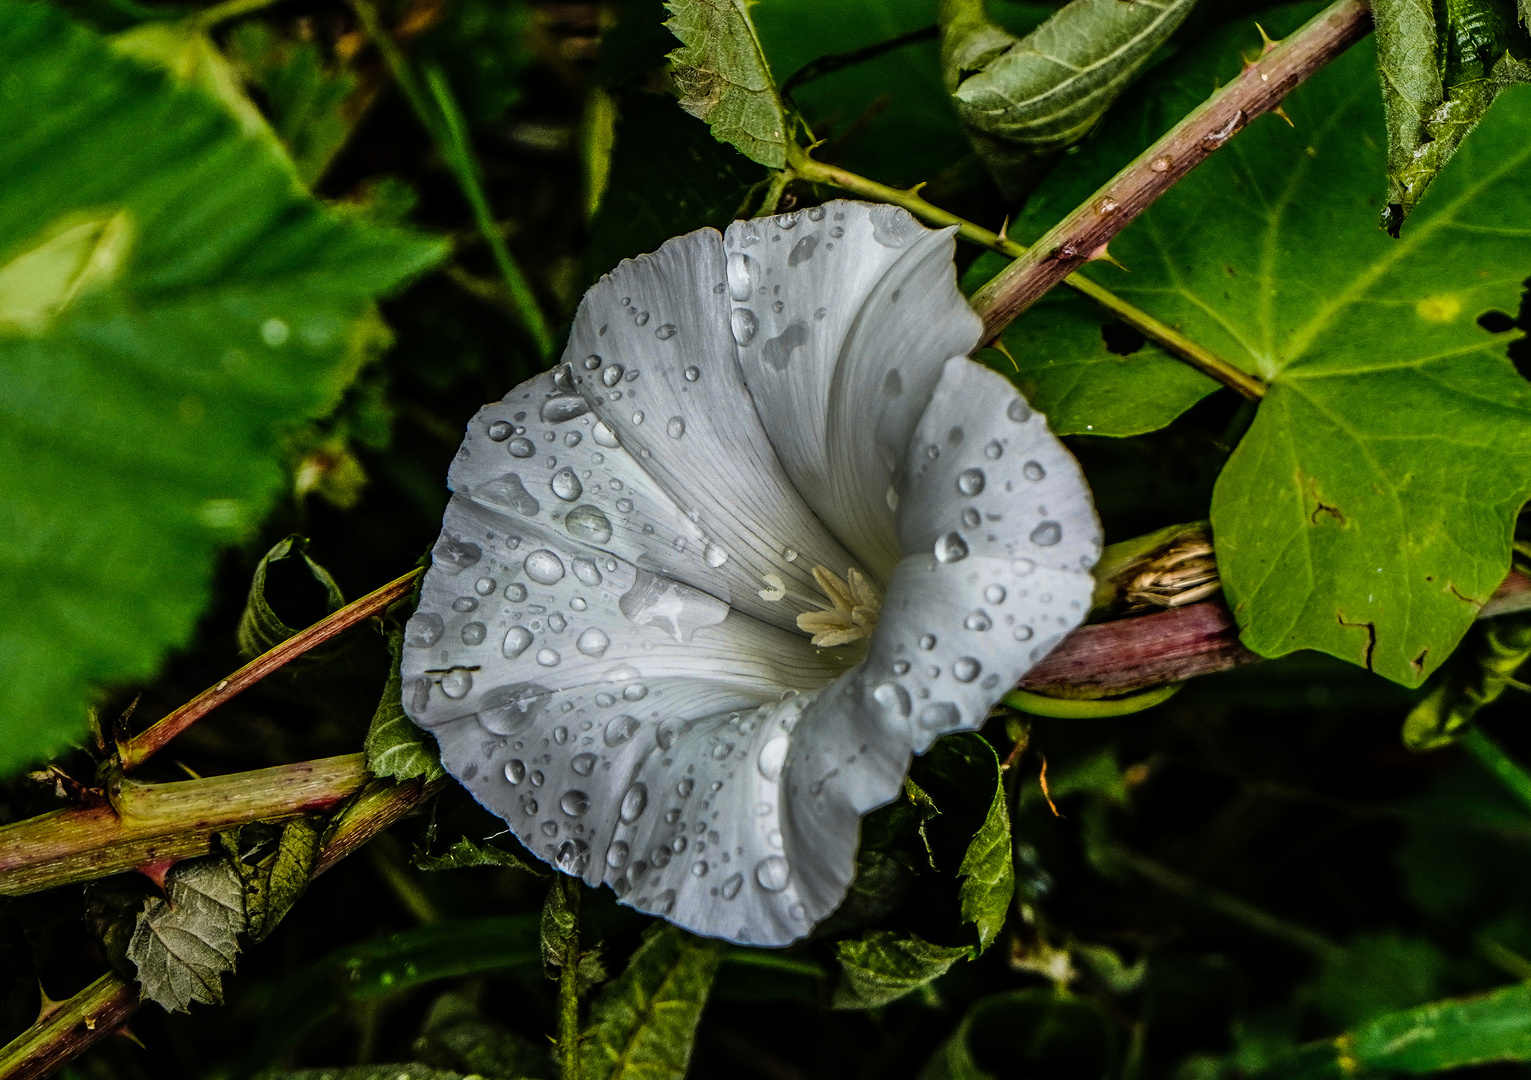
[127,855,246,1012]
[581,925,724,1080]
[833,931,970,1010]
[1003,14,1531,685]
[955,746,1014,953]
[366,629,446,783]
[665,0,788,167]
[0,0,445,774]
[236,534,346,660]
[940,0,1197,194]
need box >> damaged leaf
[665,0,788,167]
[127,855,246,1012]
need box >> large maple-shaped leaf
[0,1,444,772]
[995,14,1531,685]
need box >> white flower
[400,201,1100,946]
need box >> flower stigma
[797,565,881,647]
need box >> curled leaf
[127,855,246,1012]
[665,0,788,167]
[940,0,1197,196]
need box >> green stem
[347,0,555,358]
[1459,727,1531,817]
[755,169,792,217]
[557,876,583,1080]
[784,143,1266,401]
[1004,683,1182,718]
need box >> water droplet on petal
[920,634,937,650]
[727,252,755,301]
[577,627,611,657]
[503,625,534,657]
[565,505,613,545]
[620,783,648,823]
[605,714,640,747]
[505,759,526,783]
[632,411,644,425]
[1013,625,1035,642]
[957,468,985,496]
[556,838,589,874]
[623,684,648,702]
[520,794,538,815]
[536,648,560,667]
[525,549,566,584]
[601,365,625,388]
[684,366,700,382]
[1023,461,1046,482]
[541,396,589,423]
[453,597,478,613]
[487,420,513,441]
[935,532,969,563]
[758,737,788,781]
[440,670,472,699]
[592,420,620,446]
[405,612,443,648]
[1008,399,1033,423]
[505,582,528,602]
[571,753,596,776]
[873,682,911,718]
[703,541,728,568]
[755,855,791,892]
[548,613,567,633]
[721,873,744,900]
[918,702,961,730]
[634,311,649,327]
[561,790,590,816]
[965,610,992,632]
[551,469,583,501]
[1030,521,1063,547]
[986,584,1007,604]
[666,416,686,439]
[607,841,629,868]
[731,308,759,346]
[953,657,981,683]
[461,622,486,646]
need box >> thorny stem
[347,0,556,358]
[118,568,421,771]
[0,776,442,1080]
[968,0,1373,359]
[556,876,583,1080]
[783,143,1266,401]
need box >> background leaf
[0,0,444,774]
[832,930,970,1009]
[127,855,247,1012]
[940,0,1197,196]
[580,925,723,1080]
[665,0,788,167]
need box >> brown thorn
[1039,754,1062,818]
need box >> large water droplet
[505,582,528,602]
[592,420,620,447]
[755,856,791,892]
[434,536,482,571]
[757,737,788,782]
[475,577,497,596]
[487,420,513,441]
[1030,521,1063,547]
[601,365,624,388]
[721,872,744,900]
[584,354,602,370]
[655,323,677,340]
[536,648,560,667]
[684,366,700,382]
[461,622,486,646]
[605,714,640,747]
[570,557,602,586]
[666,416,686,439]
[918,702,961,730]
[965,610,992,632]
[606,841,629,868]
[572,752,596,776]
[551,469,583,502]
[633,311,650,327]
[873,682,911,718]
[548,612,567,633]
[727,252,755,300]
[452,597,478,613]
[560,790,590,816]
[620,783,648,823]
[541,396,589,423]
[405,612,443,648]
[440,670,472,699]
[502,626,534,658]
[957,468,985,496]
[1023,461,1046,482]
[525,549,566,584]
[505,759,526,783]
[623,683,648,702]
[953,657,981,683]
[556,839,590,875]
[731,308,759,346]
[577,627,611,657]
[985,584,1006,604]
[508,437,535,458]
[565,505,613,545]
[703,541,728,568]
[935,532,969,563]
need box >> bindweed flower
[400,201,1100,946]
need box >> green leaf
[919,988,1119,1080]
[540,877,576,978]
[940,0,1197,196]
[412,835,541,875]
[1403,610,1531,750]
[0,0,445,775]
[962,251,1219,437]
[665,0,788,167]
[581,925,724,1080]
[366,629,446,783]
[947,739,1014,952]
[1373,0,1531,233]
[236,534,346,660]
[1309,932,1448,1030]
[256,1068,469,1080]
[222,818,324,945]
[1260,980,1531,1080]
[341,916,543,1001]
[832,930,970,1010]
[413,991,555,1080]
[127,855,247,1012]
[1012,14,1531,685]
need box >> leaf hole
[1100,321,1146,356]
[1477,310,1516,334]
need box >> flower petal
[724,202,982,579]
[560,228,858,631]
